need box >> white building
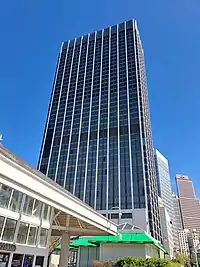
[178,230,189,256]
[154,149,174,221]
[158,197,173,258]
[172,193,183,254]
[0,145,117,267]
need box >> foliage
[116,256,181,267]
[92,260,114,267]
[174,254,189,265]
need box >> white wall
[100,243,147,260]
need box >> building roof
[57,233,166,253]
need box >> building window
[23,196,41,218]
[23,255,34,267]
[11,254,23,267]
[0,184,12,209]
[27,226,38,246]
[2,218,17,242]
[0,216,5,237]
[17,222,29,244]
[9,190,23,212]
[35,256,44,267]
[42,204,51,221]
[39,228,48,247]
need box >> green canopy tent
[56,233,166,253]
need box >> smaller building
[55,232,166,267]
[178,230,189,256]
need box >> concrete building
[172,193,183,254]
[176,175,200,231]
[158,197,173,258]
[154,149,173,221]
[178,229,200,259]
[0,145,117,267]
[178,230,189,256]
[53,233,166,267]
[38,19,161,240]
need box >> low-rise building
[0,145,117,267]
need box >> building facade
[172,193,183,254]
[176,175,200,231]
[38,20,161,240]
[158,197,174,258]
[0,181,52,267]
[154,149,173,221]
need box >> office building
[38,20,161,240]
[154,149,173,221]
[178,230,189,256]
[178,229,200,259]
[158,197,174,258]
[172,193,183,254]
[176,175,200,231]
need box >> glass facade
[38,20,161,240]
[154,149,174,221]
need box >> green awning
[88,233,166,252]
[56,238,98,249]
[56,233,166,253]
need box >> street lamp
[109,206,122,225]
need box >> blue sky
[1,0,200,195]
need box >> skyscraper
[176,175,200,231]
[154,149,173,221]
[38,20,161,240]
[172,193,183,254]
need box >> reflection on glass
[2,218,17,242]
[32,200,41,217]
[9,191,23,212]
[27,226,38,245]
[23,255,33,267]
[0,216,5,237]
[17,222,29,244]
[35,256,44,267]
[43,204,50,221]
[23,196,34,216]
[11,254,23,267]
[0,253,10,267]
[0,184,12,209]
[39,228,48,247]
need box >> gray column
[59,232,70,267]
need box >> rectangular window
[0,184,12,209]
[0,216,5,237]
[9,190,23,212]
[27,226,38,245]
[39,228,48,247]
[2,218,17,242]
[17,222,29,244]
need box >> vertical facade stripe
[64,37,83,190]
[73,34,90,193]
[54,40,76,182]
[133,20,149,227]
[46,43,69,176]
[38,45,63,169]
[125,22,134,214]
[94,30,104,209]
[117,24,121,209]
[106,27,111,214]
[83,32,97,201]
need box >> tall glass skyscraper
[38,20,161,240]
